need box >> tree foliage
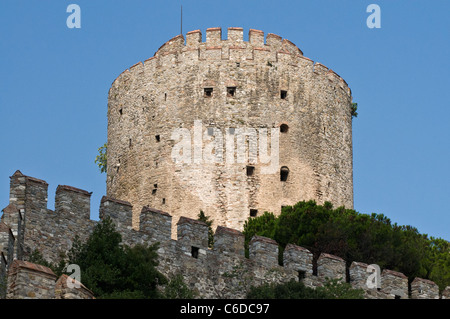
[247,278,363,299]
[30,217,196,299]
[95,143,107,173]
[66,217,167,298]
[243,200,450,292]
[198,210,215,248]
[351,102,358,118]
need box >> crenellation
[177,216,209,252]
[155,34,185,57]
[411,277,440,299]
[442,286,450,299]
[248,29,264,46]
[213,225,245,256]
[6,260,57,299]
[55,185,92,219]
[317,253,346,282]
[54,274,94,299]
[266,33,282,49]
[349,261,370,290]
[282,243,313,275]
[99,196,133,230]
[249,235,279,267]
[186,29,202,47]
[139,206,172,244]
[313,62,329,75]
[206,27,222,45]
[282,38,303,56]
[25,176,49,213]
[228,27,244,43]
[380,269,408,299]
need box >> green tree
[66,217,167,298]
[243,200,450,292]
[95,143,107,173]
[351,102,358,118]
[315,278,364,299]
[163,273,198,299]
[198,210,214,248]
[247,278,363,299]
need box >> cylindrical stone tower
[106,27,353,234]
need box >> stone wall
[106,27,354,235]
[4,260,93,299]
[0,171,448,299]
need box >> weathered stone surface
[55,274,94,299]
[0,171,447,299]
[411,277,440,299]
[6,260,57,299]
[105,27,354,235]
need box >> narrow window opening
[116,159,121,173]
[119,108,123,115]
[204,88,213,97]
[162,198,166,205]
[280,166,289,182]
[154,184,158,189]
[246,166,255,176]
[191,246,199,259]
[152,189,157,195]
[155,135,160,142]
[280,124,289,133]
[236,62,240,67]
[164,93,167,101]
[129,139,132,148]
[280,90,287,99]
[298,270,306,281]
[250,209,258,217]
[227,87,236,97]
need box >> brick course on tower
[106,27,354,234]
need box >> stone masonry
[106,27,354,235]
[0,170,448,299]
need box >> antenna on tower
[180,5,183,35]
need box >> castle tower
[106,27,353,234]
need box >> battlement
[0,170,448,299]
[110,27,351,97]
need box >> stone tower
[106,27,353,234]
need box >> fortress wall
[6,260,57,299]
[1,171,448,299]
[107,28,354,236]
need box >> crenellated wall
[0,170,448,299]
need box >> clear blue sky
[1,1,449,240]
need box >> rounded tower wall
[107,27,353,234]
